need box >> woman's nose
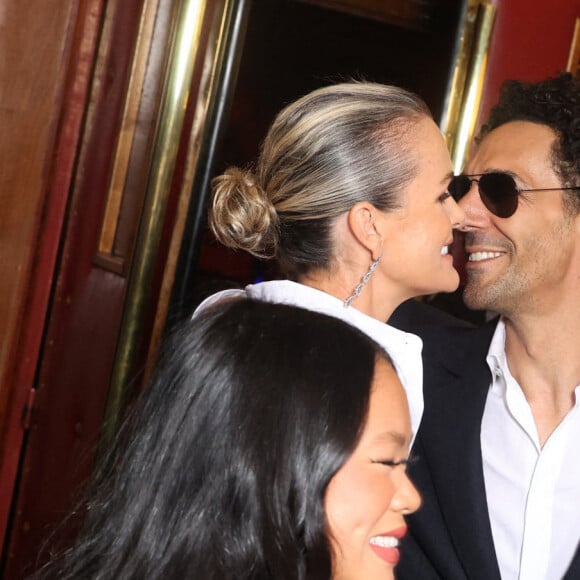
[447,197,466,230]
[393,472,422,515]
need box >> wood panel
[1,0,230,572]
[0,0,225,575]
[0,0,153,575]
[0,0,86,555]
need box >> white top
[482,320,580,580]
[195,280,424,438]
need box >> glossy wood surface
[0,0,87,557]
[1,0,144,575]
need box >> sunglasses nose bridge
[456,176,479,203]
[472,178,486,204]
[456,176,494,225]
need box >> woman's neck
[298,270,405,322]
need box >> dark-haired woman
[198,81,466,438]
[38,300,420,579]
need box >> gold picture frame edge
[566,17,580,77]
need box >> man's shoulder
[390,298,474,328]
[389,298,480,339]
[389,299,497,360]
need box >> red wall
[478,0,579,129]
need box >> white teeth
[469,251,503,262]
[369,536,399,548]
[441,245,449,256]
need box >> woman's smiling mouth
[369,526,408,565]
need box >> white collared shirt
[482,320,580,580]
[194,280,424,438]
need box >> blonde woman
[197,82,465,437]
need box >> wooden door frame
[0,0,107,554]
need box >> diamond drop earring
[343,256,382,308]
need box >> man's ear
[347,202,383,260]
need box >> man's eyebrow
[441,170,454,185]
[371,431,409,447]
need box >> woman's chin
[440,269,461,293]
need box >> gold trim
[144,0,248,382]
[102,0,209,442]
[97,0,159,258]
[567,17,580,77]
[439,0,479,153]
[450,2,496,173]
[142,3,219,383]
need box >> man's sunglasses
[448,172,580,218]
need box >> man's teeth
[469,251,503,262]
[369,536,399,548]
[441,245,449,256]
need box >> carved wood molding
[93,0,159,276]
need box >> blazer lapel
[562,543,580,579]
[421,322,502,580]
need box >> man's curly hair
[479,73,580,213]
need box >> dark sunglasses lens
[479,173,519,218]
[448,175,472,201]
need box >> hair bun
[209,167,279,258]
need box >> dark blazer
[389,299,580,580]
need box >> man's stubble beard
[462,265,530,316]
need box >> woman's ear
[347,202,383,260]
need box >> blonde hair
[210,81,430,279]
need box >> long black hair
[39,299,393,579]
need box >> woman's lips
[369,526,407,565]
[369,541,400,565]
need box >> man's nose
[457,180,488,229]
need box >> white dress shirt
[194,280,424,438]
[482,320,580,580]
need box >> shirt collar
[487,320,580,407]
[245,280,423,353]
[486,318,509,394]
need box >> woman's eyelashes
[372,458,410,468]
[438,190,452,203]
[372,454,419,469]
